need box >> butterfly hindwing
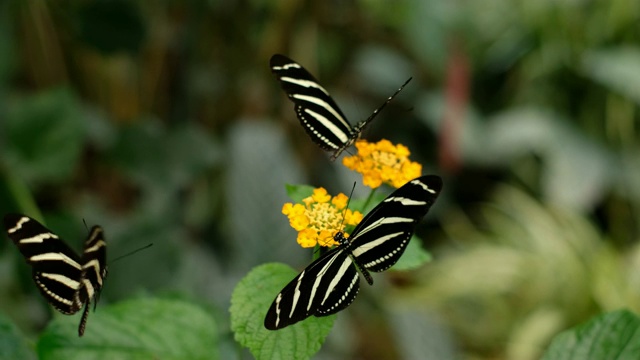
[264,248,360,330]
[348,175,443,272]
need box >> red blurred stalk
[439,40,469,173]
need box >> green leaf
[230,263,335,360]
[37,298,218,360]
[285,184,315,203]
[542,309,640,360]
[4,87,85,185]
[392,235,432,271]
[0,313,35,360]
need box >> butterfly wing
[270,54,355,154]
[264,247,360,330]
[348,175,443,272]
[79,226,107,304]
[264,175,442,330]
[3,214,84,314]
[78,225,107,336]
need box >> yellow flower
[342,139,423,189]
[282,188,363,248]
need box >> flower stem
[312,244,321,261]
[361,187,378,213]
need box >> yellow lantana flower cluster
[282,188,363,248]
[342,139,422,189]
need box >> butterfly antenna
[82,218,90,233]
[110,243,154,264]
[314,182,358,256]
[361,77,412,126]
[338,182,357,232]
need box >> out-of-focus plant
[396,184,640,360]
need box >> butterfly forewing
[264,248,360,330]
[349,175,443,272]
[4,214,84,314]
[265,175,443,330]
[3,214,107,336]
[270,54,355,153]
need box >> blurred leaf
[110,121,221,191]
[103,218,182,300]
[3,171,42,221]
[38,298,217,360]
[3,87,85,185]
[542,310,640,360]
[411,184,606,356]
[77,0,146,55]
[389,309,457,360]
[582,47,640,105]
[351,46,413,97]
[0,313,35,360]
[400,0,451,73]
[285,184,314,203]
[541,130,613,210]
[486,108,614,209]
[230,263,334,360]
[392,236,432,271]
[225,121,306,268]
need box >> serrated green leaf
[392,236,432,271]
[230,263,334,360]
[0,313,35,360]
[542,309,640,360]
[4,87,85,185]
[37,298,217,360]
[284,184,315,203]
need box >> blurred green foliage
[542,310,640,360]
[0,0,639,359]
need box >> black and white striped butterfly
[264,175,442,330]
[3,214,107,336]
[270,54,412,161]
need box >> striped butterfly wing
[79,226,107,306]
[264,247,360,330]
[264,175,443,330]
[4,214,84,315]
[270,54,413,161]
[78,225,107,336]
[270,54,356,157]
[348,175,443,273]
[3,214,107,336]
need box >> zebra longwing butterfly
[3,214,107,336]
[264,175,442,330]
[270,54,412,161]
